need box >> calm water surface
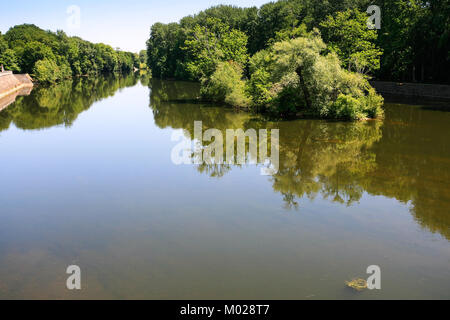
[0,75,449,299]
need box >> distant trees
[138,50,148,69]
[1,24,138,83]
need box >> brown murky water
[0,75,449,299]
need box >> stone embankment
[0,72,33,97]
[0,72,34,111]
[370,81,450,101]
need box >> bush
[245,35,384,120]
[362,88,384,119]
[33,58,71,83]
[331,94,363,120]
[0,49,20,72]
[198,34,384,120]
[246,49,275,108]
[201,61,250,107]
[33,59,59,83]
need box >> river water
[0,74,449,299]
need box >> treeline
[147,1,393,119]
[146,0,449,84]
[0,24,140,83]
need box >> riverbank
[370,81,450,101]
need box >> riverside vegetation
[1,1,448,120]
[146,0,449,120]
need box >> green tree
[183,18,249,80]
[146,23,187,79]
[0,33,20,71]
[320,9,382,75]
[19,41,55,73]
[139,50,147,64]
[0,49,20,72]
[372,0,449,83]
[201,61,250,107]
[246,49,276,108]
[32,59,60,83]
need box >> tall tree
[183,18,248,80]
[320,9,382,75]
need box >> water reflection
[1,77,448,242]
[149,79,450,240]
[0,86,33,113]
[0,74,138,132]
[0,76,448,299]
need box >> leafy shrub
[183,18,249,80]
[246,49,275,108]
[201,61,250,107]
[198,33,383,120]
[0,48,20,72]
[245,35,384,120]
[362,88,384,119]
[33,58,71,83]
[331,94,363,120]
[33,59,59,83]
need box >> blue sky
[0,0,270,53]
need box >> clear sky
[0,0,270,53]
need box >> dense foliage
[0,24,139,83]
[247,34,384,119]
[201,61,250,107]
[147,0,449,84]
[320,9,382,75]
[183,18,249,80]
[146,1,389,119]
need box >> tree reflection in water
[0,74,138,132]
[1,77,447,241]
[149,79,450,241]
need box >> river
[0,74,449,299]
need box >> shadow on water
[420,106,450,112]
[149,79,450,241]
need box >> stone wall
[371,81,450,100]
[0,72,34,101]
